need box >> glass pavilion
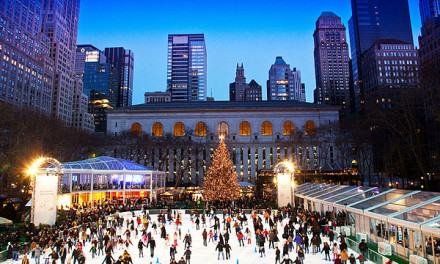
[39,156,166,207]
[295,183,440,263]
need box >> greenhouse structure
[38,156,166,207]
[295,183,440,264]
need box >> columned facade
[107,101,340,185]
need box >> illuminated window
[195,122,207,136]
[217,121,229,136]
[174,122,185,136]
[239,121,251,136]
[261,121,273,135]
[283,121,295,135]
[305,120,316,135]
[152,122,163,137]
[130,122,142,137]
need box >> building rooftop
[319,12,339,18]
[42,156,155,172]
[110,100,339,112]
[274,56,287,65]
[248,79,260,87]
[374,38,411,45]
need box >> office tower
[313,12,351,116]
[420,0,440,25]
[76,45,118,133]
[419,17,440,161]
[42,0,81,125]
[229,63,247,101]
[361,39,419,107]
[0,0,54,114]
[104,47,134,107]
[349,0,414,113]
[267,57,303,101]
[245,80,262,101]
[167,34,207,102]
[104,47,133,107]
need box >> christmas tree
[202,138,241,202]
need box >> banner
[277,173,292,207]
[33,175,58,225]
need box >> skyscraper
[420,0,440,25]
[229,63,247,101]
[167,34,207,102]
[313,12,351,116]
[104,47,134,107]
[76,45,118,132]
[267,57,304,101]
[0,0,54,114]
[42,0,81,126]
[349,0,414,112]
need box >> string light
[202,139,241,202]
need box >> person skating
[348,253,356,264]
[102,252,115,264]
[170,245,177,261]
[357,254,365,264]
[334,255,342,264]
[275,247,281,264]
[237,231,244,247]
[22,255,30,264]
[177,257,186,264]
[183,248,191,264]
[298,247,305,264]
[202,229,208,247]
[137,239,144,258]
[280,256,294,264]
[332,243,339,261]
[147,236,156,258]
[215,243,225,260]
[340,249,349,264]
[60,245,67,264]
[359,239,368,259]
[322,242,331,261]
[49,250,59,264]
[224,242,232,260]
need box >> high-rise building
[267,57,304,101]
[361,39,420,108]
[104,47,134,107]
[72,78,94,132]
[349,0,414,113]
[419,17,440,155]
[420,0,440,25]
[229,63,247,101]
[76,45,118,133]
[42,0,81,126]
[313,12,351,116]
[167,34,207,102]
[0,0,54,114]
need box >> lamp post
[274,161,295,208]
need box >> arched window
[261,121,273,135]
[305,120,316,135]
[152,122,163,137]
[217,121,229,136]
[174,122,185,136]
[283,121,295,135]
[195,122,207,136]
[239,121,251,136]
[130,122,142,137]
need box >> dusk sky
[77,0,422,104]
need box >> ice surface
[2,210,374,264]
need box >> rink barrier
[345,236,405,264]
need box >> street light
[274,161,295,208]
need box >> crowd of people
[0,198,375,264]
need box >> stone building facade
[107,101,341,185]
